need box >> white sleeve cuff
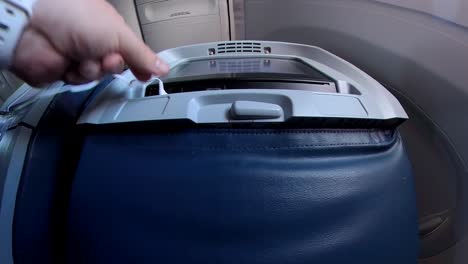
[0,0,32,69]
[4,0,37,17]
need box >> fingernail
[155,59,170,74]
[81,62,100,80]
[112,59,125,73]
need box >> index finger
[117,25,169,80]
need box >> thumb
[117,25,169,80]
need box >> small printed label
[170,11,191,17]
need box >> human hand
[10,0,169,86]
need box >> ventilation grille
[218,59,262,72]
[216,42,262,54]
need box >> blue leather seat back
[65,127,419,264]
